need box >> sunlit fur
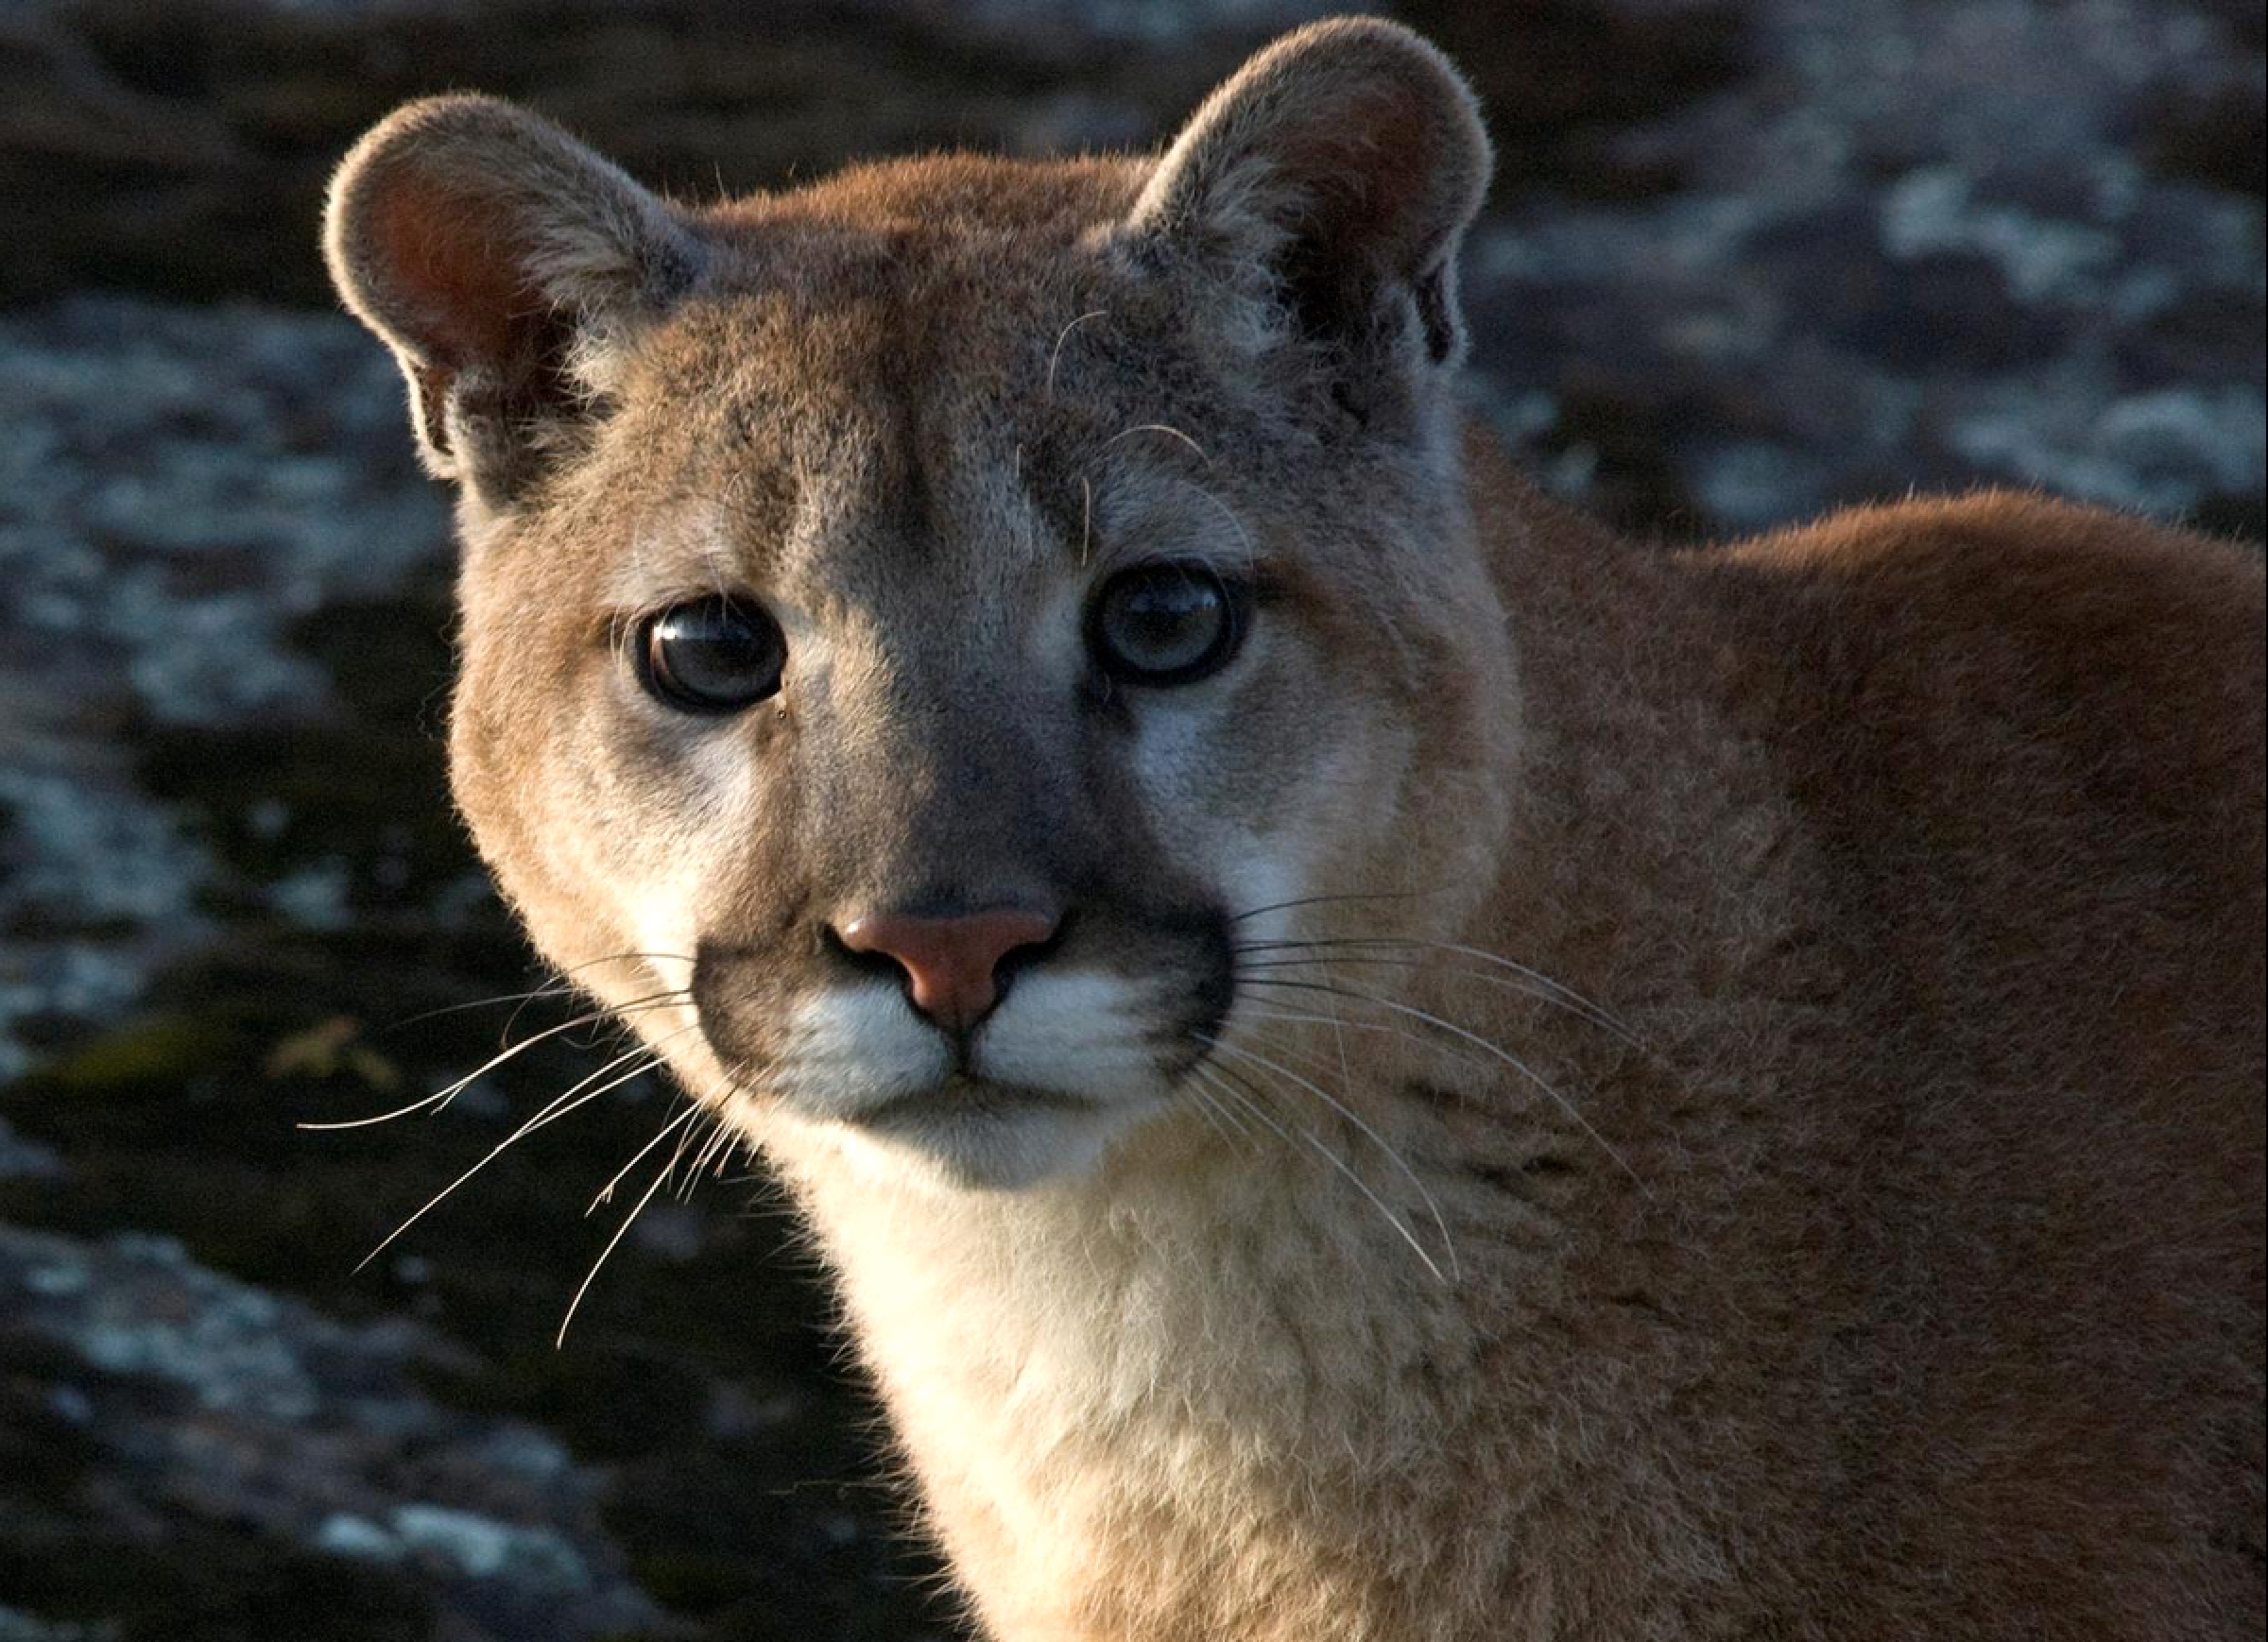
[326,18,2264,1641]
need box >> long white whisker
[387,952,697,1034]
[1198,1033,1459,1282]
[296,1086,457,1132]
[1190,1057,1447,1285]
[1186,1067,1268,1151]
[1182,1084,1240,1146]
[1237,951,1645,1052]
[1310,942,1362,1152]
[1229,1001,1493,1074]
[1188,1062,1281,1152]
[297,993,688,1132]
[686,1109,746,1194]
[493,958,697,1042]
[557,1139,679,1348]
[1240,978,1647,1192]
[663,1108,717,1209]
[353,1020,703,1271]
[588,1103,701,1216]
[302,1010,628,1133]
[1227,889,1439,926]
[1236,937,1642,1047]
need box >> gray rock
[0,1610,119,1642]
[0,297,452,1074]
[0,0,1346,305]
[0,1223,670,1642]
[0,1115,65,1180]
[1455,0,2264,534]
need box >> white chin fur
[825,1099,1158,1193]
[765,973,1173,1189]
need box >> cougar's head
[327,20,1514,1189]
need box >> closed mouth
[849,1074,1098,1130]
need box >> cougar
[323,18,2264,1639]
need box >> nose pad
[834,906,1062,1034]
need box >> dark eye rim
[1085,560,1251,688]
[633,594,787,715]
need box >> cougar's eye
[1087,562,1246,686]
[637,595,786,713]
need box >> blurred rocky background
[0,1,2259,1637]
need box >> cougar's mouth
[687,915,1238,1187]
[850,1073,1100,1130]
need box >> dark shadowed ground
[0,2,2259,1638]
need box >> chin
[824,1080,1164,1193]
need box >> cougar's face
[447,216,1502,1190]
[326,22,1505,1190]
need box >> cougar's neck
[765,1099,1490,1641]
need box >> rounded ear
[1123,19,1490,423]
[323,95,703,505]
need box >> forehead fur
[634,152,1160,429]
[536,153,1308,593]
[716,151,1147,241]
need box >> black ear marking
[1414,264,1462,366]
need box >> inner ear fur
[323,95,702,501]
[1125,19,1491,414]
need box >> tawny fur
[324,19,2264,1640]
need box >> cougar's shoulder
[1697,491,2264,1053]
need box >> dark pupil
[1100,569,1228,677]
[646,598,782,710]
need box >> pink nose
[837,907,1061,1032]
